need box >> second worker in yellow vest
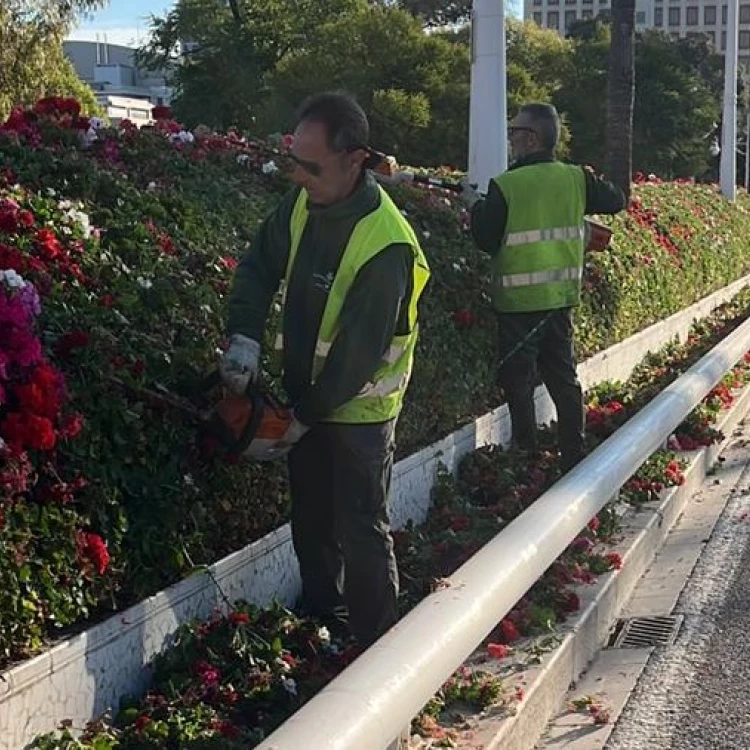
[465,102,626,473]
[222,92,429,647]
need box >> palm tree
[605,0,636,201]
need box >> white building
[524,0,750,67]
[63,40,173,124]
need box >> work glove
[220,334,261,395]
[459,176,481,208]
[262,414,310,461]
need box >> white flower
[261,160,279,175]
[237,154,250,165]
[281,677,297,697]
[452,262,461,272]
[183,474,195,487]
[178,130,194,144]
[0,437,6,451]
[276,657,292,673]
[317,626,331,644]
[147,181,158,192]
[0,269,27,288]
[80,128,98,148]
[89,117,106,131]
[422,230,431,239]
[136,276,153,289]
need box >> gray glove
[459,176,481,208]
[220,334,261,395]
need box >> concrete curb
[454,374,750,750]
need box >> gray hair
[519,102,561,150]
[295,91,370,153]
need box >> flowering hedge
[2,97,750,670]
[31,291,750,749]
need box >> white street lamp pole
[721,0,739,200]
[468,0,507,192]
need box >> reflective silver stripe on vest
[504,225,584,247]
[499,266,582,288]
[358,372,409,399]
[383,343,406,365]
[315,340,332,358]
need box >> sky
[67,0,522,49]
[67,1,175,48]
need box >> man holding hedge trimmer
[461,102,626,473]
[220,92,429,647]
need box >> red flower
[220,256,238,271]
[587,515,601,534]
[194,660,221,688]
[606,552,623,570]
[499,618,520,643]
[1,412,56,451]
[228,610,251,625]
[452,308,477,328]
[18,210,34,229]
[54,330,90,359]
[152,105,173,121]
[133,714,151,732]
[59,413,85,440]
[487,642,510,659]
[99,294,114,308]
[35,227,64,260]
[76,531,110,575]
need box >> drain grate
[611,615,684,648]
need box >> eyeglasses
[508,126,538,137]
[279,152,323,177]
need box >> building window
[599,0,608,5]
[565,9,577,27]
[741,4,750,22]
[566,0,576,5]
[548,10,560,28]
[654,7,663,25]
[723,5,728,23]
[668,6,680,24]
[533,0,542,5]
[722,30,727,50]
[705,5,717,23]
[686,6,698,24]
[741,30,750,48]
[636,10,646,23]
[533,11,543,23]
[582,8,593,17]
[583,0,593,4]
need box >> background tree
[137,0,359,130]
[258,3,471,167]
[0,0,104,119]
[605,0,636,198]
[368,0,472,26]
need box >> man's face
[286,120,365,206]
[508,112,542,161]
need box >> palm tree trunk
[605,0,636,201]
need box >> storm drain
[611,615,684,648]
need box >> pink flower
[487,643,510,659]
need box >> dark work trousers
[496,307,585,471]
[287,419,399,647]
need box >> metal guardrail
[257,315,750,750]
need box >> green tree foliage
[136,0,359,130]
[258,3,471,167]
[368,0,473,27]
[0,1,104,119]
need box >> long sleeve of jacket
[583,170,627,214]
[294,243,413,426]
[226,188,299,341]
[469,179,508,258]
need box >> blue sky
[67,1,175,47]
[68,1,522,48]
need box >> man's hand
[220,334,261,395]
[459,176,481,208]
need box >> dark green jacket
[470,152,626,257]
[227,173,414,426]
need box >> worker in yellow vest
[463,102,625,472]
[221,92,430,646]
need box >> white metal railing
[256,315,750,750]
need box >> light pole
[468,0,508,192]
[720,0,739,199]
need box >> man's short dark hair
[295,91,370,153]
[519,102,561,151]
